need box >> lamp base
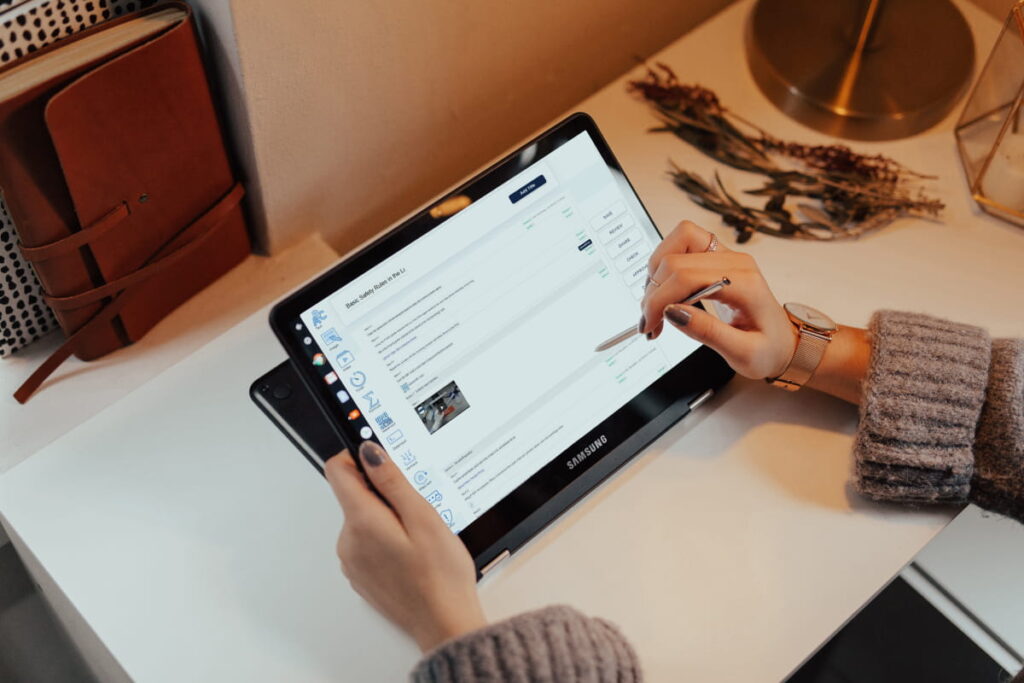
[746,0,974,141]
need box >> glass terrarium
[955,1,1024,227]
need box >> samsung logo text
[567,435,608,470]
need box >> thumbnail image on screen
[415,381,470,435]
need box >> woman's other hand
[325,442,487,652]
[639,220,797,380]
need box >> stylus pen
[594,277,731,352]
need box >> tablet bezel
[270,112,734,574]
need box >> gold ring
[705,234,719,253]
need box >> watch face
[784,303,838,332]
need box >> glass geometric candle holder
[955,0,1024,227]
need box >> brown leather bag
[0,2,251,402]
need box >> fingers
[324,450,380,519]
[647,221,726,281]
[641,254,753,336]
[647,252,746,295]
[663,304,756,368]
[353,441,441,534]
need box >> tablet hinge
[688,389,714,412]
[481,549,510,576]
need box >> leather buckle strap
[13,182,246,404]
[19,202,131,263]
[44,185,244,311]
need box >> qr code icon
[374,412,395,431]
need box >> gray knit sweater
[412,311,1024,683]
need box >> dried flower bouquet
[628,63,944,242]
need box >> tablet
[269,113,733,576]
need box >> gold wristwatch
[767,303,837,391]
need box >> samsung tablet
[269,113,733,576]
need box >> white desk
[0,234,338,474]
[1,1,1021,681]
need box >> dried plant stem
[629,63,944,242]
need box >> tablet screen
[288,126,700,534]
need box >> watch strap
[769,328,830,391]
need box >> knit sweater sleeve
[853,311,1024,522]
[410,605,642,683]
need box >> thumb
[664,304,752,366]
[356,441,438,531]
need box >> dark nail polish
[638,315,646,334]
[359,440,386,467]
[665,305,692,327]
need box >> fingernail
[637,315,646,334]
[359,440,386,467]
[665,305,692,327]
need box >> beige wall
[198,0,1010,255]
[227,0,734,254]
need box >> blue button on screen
[509,175,547,204]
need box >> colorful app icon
[335,390,350,403]
[312,353,326,366]
[347,408,361,421]
[359,426,373,439]
[324,371,339,385]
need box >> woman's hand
[325,441,487,652]
[639,220,797,380]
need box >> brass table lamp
[746,0,974,141]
